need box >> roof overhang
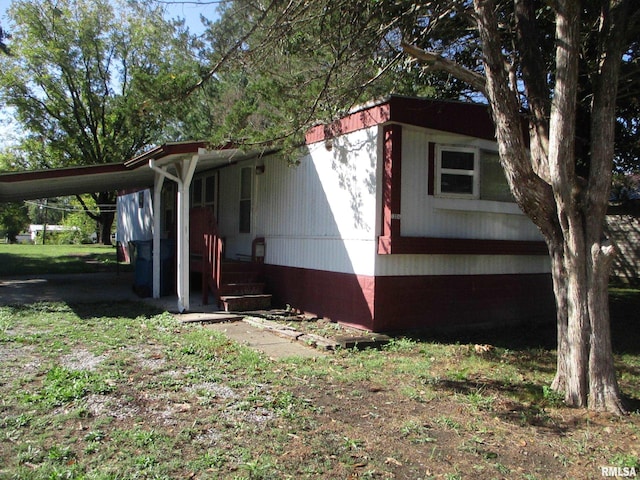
[0,141,278,203]
[0,163,155,202]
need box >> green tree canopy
[0,0,201,243]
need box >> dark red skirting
[264,264,555,333]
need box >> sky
[0,0,215,33]
[0,0,217,148]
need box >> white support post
[152,171,165,299]
[175,155,198,313]
[148,157,198,312]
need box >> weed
[189,450,227,470]
[384,337,418,353]
[239,455,276,479]
[435,415,462,433]
[444,472,462,480]
[400,420,437,444]
[609,453,640,469]
[343,436,364,450]
[17,445,44,465]
[542,385,565,407]
[464,388,496,411]
[21,365,114,407]
[84,429,105,442]
[47,445,76,464]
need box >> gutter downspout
[148,155,199,312]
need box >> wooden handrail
[202,232,224,305]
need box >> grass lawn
[0,248,639,479]
[0,244,128,276]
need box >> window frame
[239,166,253,234]
[435,145,480,199]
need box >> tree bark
[76,191,115,245]
[549,243,568,394]
[584,0,630,414]
[467,0,629,414]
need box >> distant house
[14,224,79,244]
[118,96,554,332]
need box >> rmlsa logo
[601,466,638,477]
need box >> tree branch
[401,41,487,96]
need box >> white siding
[375,253,550,276]
[254,127,380,275]
[400,127,543,241]
[214,123,550,278]
[116,189,153,244]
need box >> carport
[0,142,273,312]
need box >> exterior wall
[608,213,640,285]
[263,265,554,332]
[253,122,553,332]
[116,189,153,263]
[264,264,376,330]
[130,99,555,333]
[399,126,542,242]
[255,126,380,276]
[116,189,153,251]
[372,273,555,332]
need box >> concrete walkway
[0,270,325,359]
[204,321,325,359]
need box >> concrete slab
[177,312,241,323]
[204,321,326,359]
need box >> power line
[24,200,117,214]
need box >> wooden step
[218,282,265,296]
[220,294,272,312]
[221,271,262,284]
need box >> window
[436,146,479,198]
[191,173,218,209]
[434,145,514,203]
[191,178,203,207]
[205,175,216,205]
[239,167,252,233]
[479,152,513,202]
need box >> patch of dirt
[60,349,107,371]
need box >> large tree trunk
[76,191,116,246]
[549,243,568,394]
[98,209,115,246]
[472,0,628,414]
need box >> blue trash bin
[133,240,153,297]
[159,239,175,296]
[132,239,174,297]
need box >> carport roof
[0,141,276,202]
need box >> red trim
[382,124,402,238]
[389,96,496,142]
[305,96,498,145]
[125,141,212,168]
[305,104,391,144]
[0,163,128,183]
[428,142,435,196]
[377,236,548,255]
